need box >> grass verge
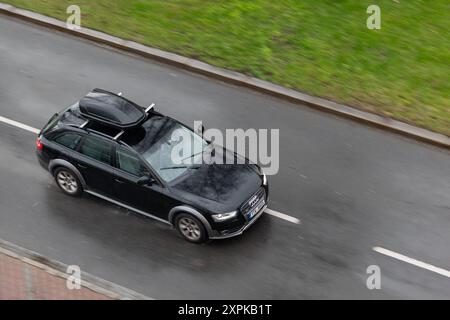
[4,0,449,135]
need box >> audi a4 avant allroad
[36,89,268,243]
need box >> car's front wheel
[54,167,83,197]
[175,213,207,243]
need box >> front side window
[79,135,112,165]
[54,132,82,150]
[116,146,148,177]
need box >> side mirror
[137,175,155,186]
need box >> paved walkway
[0,249,112,300]
[0,239,150,300]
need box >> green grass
[5,0,449,135]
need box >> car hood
[170,146,263,213]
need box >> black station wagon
[36,89,268,243]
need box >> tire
[175,213,207,243]
[53,167,83,197]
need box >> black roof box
[79,89,146,129]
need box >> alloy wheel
[178,217,202,241]
[57,171,78,194]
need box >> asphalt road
[1,15,449,299]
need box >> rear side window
[54,133,82,150]
[79,135,112,165]
[116,145,148,177]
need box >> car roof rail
[79,120,89,128]
[113,130,125,141]
[85,128,117,140]
[64,117,125,142]
[145,103,155,113]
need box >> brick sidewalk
[0,250,112,300]
[0,239,151,300]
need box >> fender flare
[48,159,87,188]
[168,206,214,237]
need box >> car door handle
[114,178,125,184]
[77,163,88,169]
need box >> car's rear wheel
[54,167,82,197]
[175,213,207,243]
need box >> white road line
[373,246,450,278]
[265,208,301,224]
[0,115,302,226]
[0,115,39,134]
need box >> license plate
[246,199,265,220]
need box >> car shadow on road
[42,185,273,274]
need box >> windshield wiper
[160,165,200,171]
[179,149,206,162]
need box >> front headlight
[212,210,238,222]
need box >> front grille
[240,188,266,216]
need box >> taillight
[36,137,43,150]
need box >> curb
[0,3,448,150]
[0,239,152,300]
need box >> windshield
[125,116,208,182]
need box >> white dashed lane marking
[373,247,450,278]
[0,115,40,134]
[0,115,301,225]
[265,208,301,224]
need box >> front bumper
[209,203,267,239]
